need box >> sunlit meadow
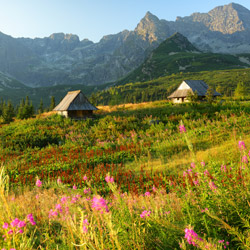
[0,101,250,249]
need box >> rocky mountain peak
[207,2,250,33]
[135,11,170,43]
[49,33,80,42]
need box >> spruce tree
[2,100,15,123]
[50,96,55,111]
[38,98,44,114]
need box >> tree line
[0,96,56,124]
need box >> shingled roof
[168,80,221,98]
[53,90,98,111]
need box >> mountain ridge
[0,2,249,87]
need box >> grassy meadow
[0,100,250,249]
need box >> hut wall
[57,111,68,117]
[68,110,93,118]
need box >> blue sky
[0,0,250,42]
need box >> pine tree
[38,98,44,114]
[50,96,55,111]
[2,100,15,123]
[17,99,25,119]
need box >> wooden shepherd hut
[53,90,98,118]
[168,80,221,103]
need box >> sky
[0,0,250,43]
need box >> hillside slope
[119,33,249,84]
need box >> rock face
[0,2,249,87]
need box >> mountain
[119,33,250,84]
[0,2,249,89]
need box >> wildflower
[209,181,217,191]
[152,186,157,192]
[221,165,226,172]
[84,188,91,194]
[49,209,58,218]
[2,223,8,229]
[201,208,209,213]
[83,175,88,181]
[183,171,187,177]
[140,210,151,218]
[82,219,89,233]
[238,141,246,150]
[36,179,42,188]
[61,196,68,203]
[144,191,151,196]
[17,221,26,228]
[191,162,195,168]
[11,218,20,227]
[218,240,225,243]
[27,214,36,225]
[73,185,77,190]
[165,211,170,215]
[184,228,203,246]
[57,178,62,184]
[92,196,109,213]
[105,175,114,183]
[193,180,199,185]
[201,161,205,167]
[204,170,209,176]
[179,124,186,133]
[55,204,62,213]
[242,155,248,164]
[7,230,13,235]
[18,229,24,234]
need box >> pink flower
[17,221,26,228]
[73,185,77,190]
[242,155,248,164]
[105,175,114,183]
[209,181,217,191]
[2,223,8,229]
[201,161,205,167]
[84,188,91,194]
[238,141,246,150]
[144,191,151,197]
[221,165,227,172]
[11,218,20,227]
[49,209,58,218]
[152,186,157,192]
[83,175,88,181]
[165,211,170,215]
[82,218,89,233]
[27,214,36,225]
[140,210,151,218]
[7,229,13,235]
[57,178,62,184]
[18,229,24,234]
[61,196,68,203]
[201,208,209,213]
[55,204,62,213]
[36,179,42,187]
[92,196,109,213]
[179,125,186,133]
[191,162,195,168]
[193,180,199,185]
[184,228,203,246]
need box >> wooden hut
[168,80,221,103]
[53,90,98,118]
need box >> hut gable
[53,90,98,118]
[168,80,221,103]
